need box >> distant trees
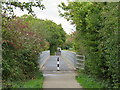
[59,2,119,88]
[61,34,75,50]
[37,20,66,55]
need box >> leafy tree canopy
[1,0,45,18]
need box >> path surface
[41,52,82,88]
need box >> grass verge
[76,73,106,88]
[11,71,44,88]
[23,78,43,88]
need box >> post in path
[57,57,60,71]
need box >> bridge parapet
[38,51,50,69]
[76,55,85,70]
[61,50,85,70]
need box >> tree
[2,13,66,88]
[59,2,119,88]
[1,0,45,18]
[61,33,75,50]
[37,20,66,55]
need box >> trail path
[41,54,82,88]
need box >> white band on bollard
[57,67,59,71]
[57,62,59,64]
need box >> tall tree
[38,20,66,55]
[59,2,119,88]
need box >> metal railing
[38,51,50,69]
[61,50,76,68]
[38,50,85,70]
[61,50,85,70]
[75,55,85,70]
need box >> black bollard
[57,57,60,71]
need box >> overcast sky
[14,0,75,34]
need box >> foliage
[76,73,106,88]
[2,15,48,88]
[1,0,45,17]
[3,71,43,88]
[37,20,66,55]
[59,2,119,88]
[2,14,66,88]
[2,0,66,88]
[1,1,46,88]
[61,34,75,50]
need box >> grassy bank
[76,72,106,88]
[5,71,44,88]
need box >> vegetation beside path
[59,2,119,88]
[2,1,66,88]
[6,71,44,88]
[76,71,106,88]
[2,1,119,89]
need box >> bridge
[38,50,85,88]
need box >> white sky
[14,0,76,34]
